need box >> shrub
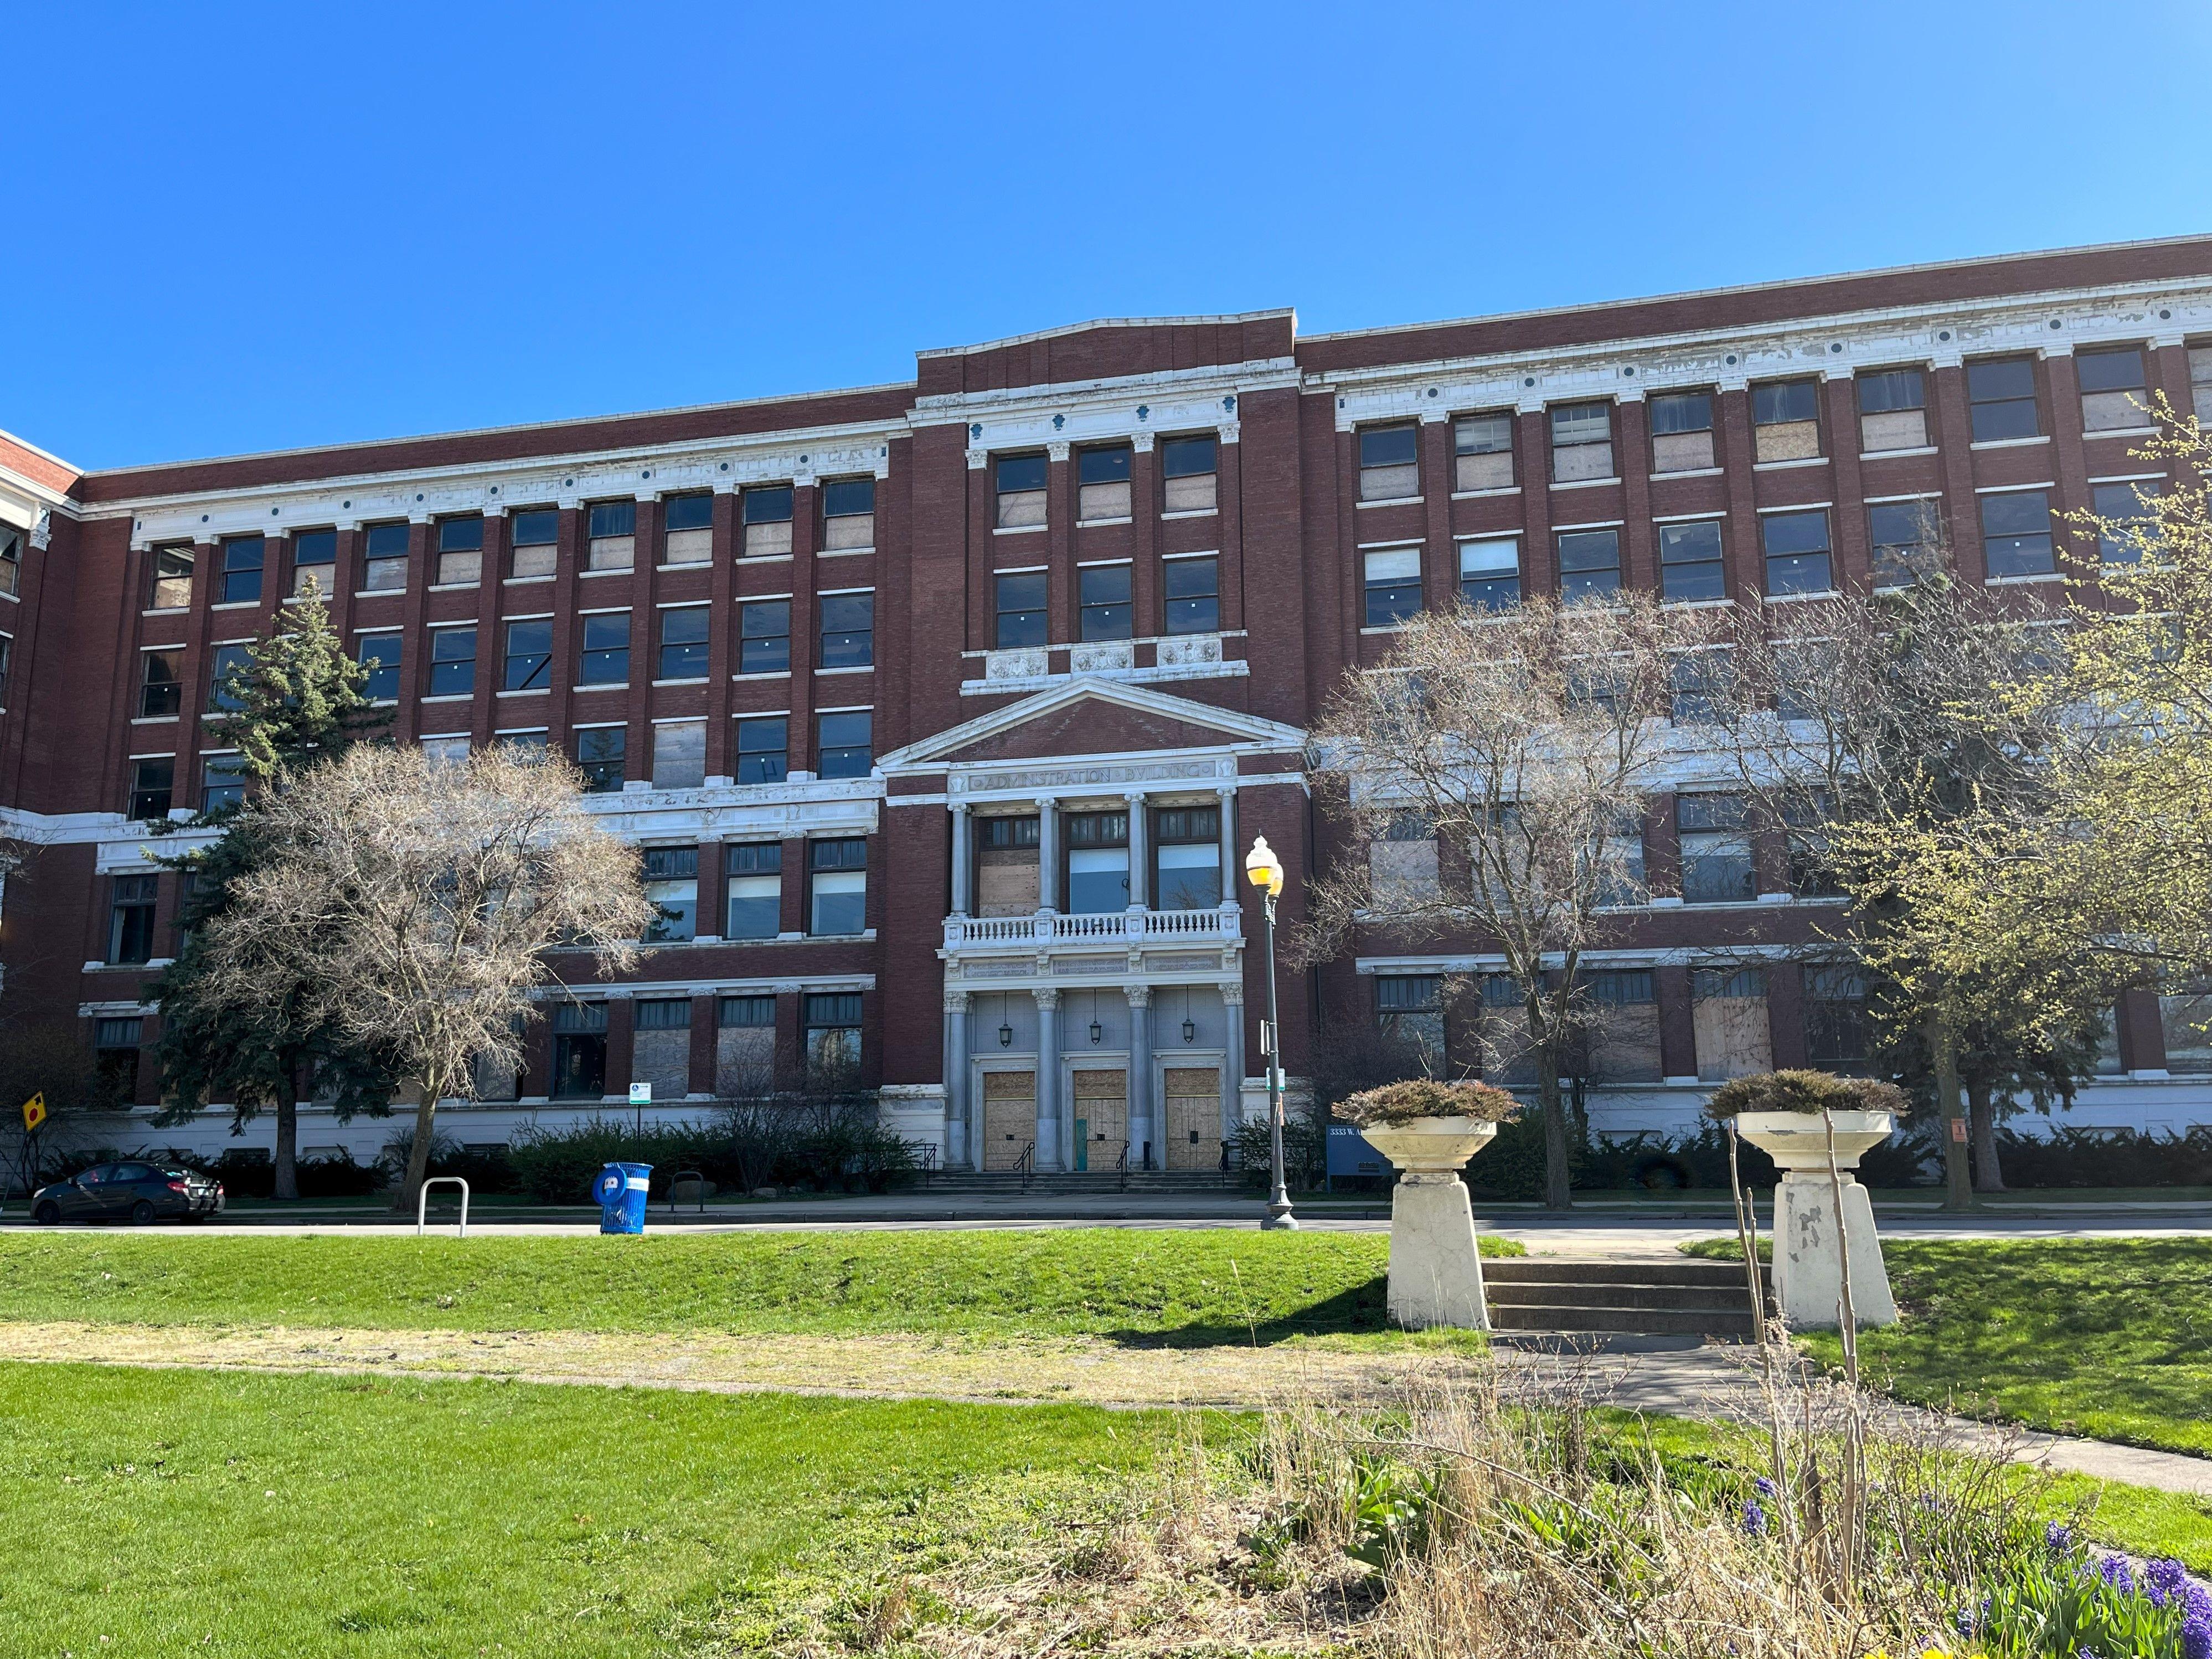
[1991,1124,2212,1188]
[1336,1078,1522,1129]
[503,1105,922,1203]
[1232,1113,1326,1191]
[1705,1069,1909,1121]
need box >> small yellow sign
[20,1094,45,1133]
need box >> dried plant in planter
[1704,1068,1910,1121]
[1336,1078,1522,1129]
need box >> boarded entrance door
[1073,1069,1127,1173]
[1163,1066,1221,1170]
[982,1070,1035,1171]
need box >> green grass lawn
[1689,1236,2212,1460]
[0,1228,1517,1347]
[0,1360,1167,1658]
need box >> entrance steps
[1483,1257,1768,1339]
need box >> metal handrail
[416,1175,470,1238]
[667,1168,708,1213]
[917,1143,939,1188]
[1015,1140,1036,1192]
[1116,1140,1131,1192]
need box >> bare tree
[1303,594,1723,1210]
[195,744,656,1205]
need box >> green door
[1073,1118,1088,1171]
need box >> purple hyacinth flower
[1741,1498,1766,1537]
[2046,1521,2072,1553]
[1754,1476,1776,1500]
[2181,1615,2211,1659]
[2185,1584,2212,1624]
[2147,1559,2188,1607]
[2098,1555,2134,1594]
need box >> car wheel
[130,1199,157,1225]
[32,1202,59,1226]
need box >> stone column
[1221,980,1246,1154]
[1038,797,1060,912]
[1034,988,1062,1168]
[943,990,972,1169]
[1124,790,1148,909]
[949,802,972,915]
[1126,986,1154,1169]
[1216,784,1238,915]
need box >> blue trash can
[592,1162,652,1234]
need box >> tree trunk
[1968,1080,2006,1193]
[1928,1012,1974,1211]
[1536,1047,1572,1212]
[272,1079,299,1203]
[394,1078,440,1211]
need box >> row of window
[970,806,1225,916]
[547,990,862,1100]
[149,481,880,611]
[1358,346,2211,498]
[992,555,1220,648]
[1358,481,2158,626]
[991,435,1219,529]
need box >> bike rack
[416,1175,471,1238]
[667,1168,708,1213]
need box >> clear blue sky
[7,2,2208,470]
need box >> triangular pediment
[877,678,1305,773]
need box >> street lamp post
[1244,835,1297,1231]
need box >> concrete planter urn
[1734,1109,1899,1329]
[1360,1115,1501,1331]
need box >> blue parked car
[29,1161,225,1225]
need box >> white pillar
[1038,798,1059,913]
[1125,791,1148,909]
[1771,1173,1899,1327]
[1221,980,1245,1159]
[943,990,971,1169]
[1034,987,1062,1169]
[949,803,972,915]
[1216,785,1237,910]
[1126,986,1153,1169]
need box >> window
[363,523,409,591]
[1163,555,1219,633]
[575,727,625,792]
[436,517,484,585]
[805,992,863,1084]
[636,998,690,1032]
[1658,520,1725,602]
[1596,807,1646,905]
[1649,392,1715,473]
[1077,445,1132,521]
[1064,811,1130,914]
[0,525,19,598]
[1359,424,1419,501]
[1669,650,1732,723]
[139,650,183,718]
[1968,358,2040,441]
[110,873,158,963]
[720,993,776,1027]
[292,529,337,597]
[219,536,265,604]
[1752,379,1822,462]
[1981,490,2054,578]
[1376,975,1445,1063]
[739,600,790,673]
[1453,413,1514,491]
[356,633,400,701]
[495,730,547,758]
[1458,538,1519,611]
[2192,346,2212,426]
[551,1002,607,1099]
[818,593,873,668]
[1783,792,1842,897]
[585,501,635,572]
[201,753,247,812]
[995,454,1047,529]
[975,813,1041,916]
[503,620,551,691]
[1556,528,1621,603]
[735,716,787,784]
[207,645,252,712]
[1761,510,1833,596]
[0,635,12,707]
[642,845,699,940]
[743,486,795,557]
[822,478,874,550]
[2160,987,2212,1074]
[1868,501,1942,588]
[663,493,713,564]
[421,735,470,766]
[994,571,1046,648]
[127,759,174,821]
[816,710,871,778]
[1153,806,1221,909]
[1369,813,1439,905]
[578,613,630,684]
[2077,346,2148,432]
[1693,967,1772,1081]
[94,1018,144,1095]
[658,605,710,679]
[150,544,194,609]
[725,842,783,939]
[651,720,706,791]
[1549,403,1614,482]
[1363,548,1422,627]
[509,509,559,579]
[429,627,477,697]
[1856,368,1928,451]
[1162,435,1217,512]
[808,837,868,934]
[1802,965,1870,1071]
[1079,565,1132,641]
[1678,792,1753,903]
[2092,481,2161,564]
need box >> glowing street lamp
[1245,836,1296,1231]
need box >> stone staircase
[1483,1257,1769,1339]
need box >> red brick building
[4,236,2209,1167]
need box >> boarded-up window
[663,492,714,563]
[2077,347,2148,432]
[1359,424,1420,501]
[1856,369,1927,452]
[1454,413,1514,491]
[1549,403,1614,482]
[716,995,777,1098]
[1649,392,1715,473]
[651,720,706,791]
[1693,967,1771,1081]
[632,997,692,1104]
[744,486,795,556]
[1370,816,1439,905]
[586,501,636,572]
[1580,970,1661,1083]
[1376,975,1445,1070]
[1162,435,1218,513]
[976,814,1041,916]
[1752,379,1821,462]
[2192,347,2212,427]
[1477,972,1536,1085]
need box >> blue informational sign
[1326,1123,1390,1179]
